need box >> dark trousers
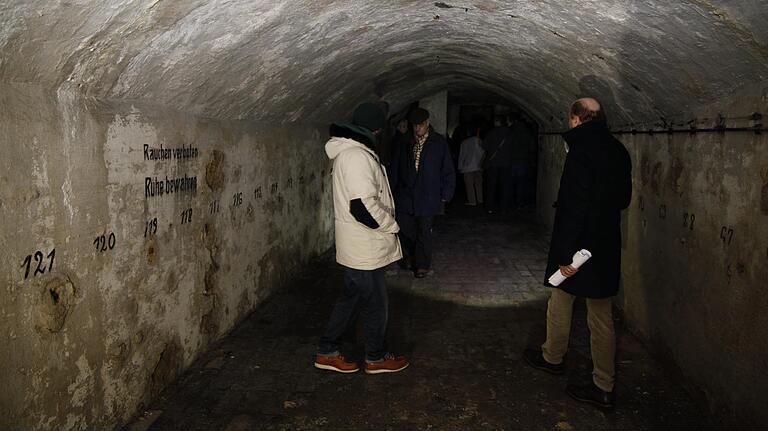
[398,213,434,270]
[485,167,514,211]
[509,164,528,207]
[318,267,388,361]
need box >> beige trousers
[541,288,616,392]
[464,170,483,205]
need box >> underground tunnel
[1,1,767,430]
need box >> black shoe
[522,348,565,375]
[566,382,615,409]
[414,268,429,278]
[397,257,411,270]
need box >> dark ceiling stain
[435,2,469,12]
[551,30,566,39]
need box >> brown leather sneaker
[314,354,359,373]
[365,353,409,374]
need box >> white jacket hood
[325,136,377,161]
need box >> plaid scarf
[413,132,428,171]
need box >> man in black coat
[390,108,456,278]
[523,98,632,409]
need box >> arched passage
[1,1,766,429]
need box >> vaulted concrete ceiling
[1,1,767,127]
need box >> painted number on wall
[21,248,55,280]
[180,208,193,224]
[210,200,220,214]
[144,217,158,237]
[720,226,734,245]
[232,192,243,207]
[94,232,116,253]
[683,213,695,231]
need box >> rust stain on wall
[670,157,684,194]
[34,275,76,334]
[761,182,768,215]
[146,240,157,265]
[640,155,651,187]
[205,150,227,192]
[165,270,178,294]
[650,161,663,195]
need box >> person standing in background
[507,114,536,209]
[482,116,514,213]
[458,127,485,206]
[390,108,456,278]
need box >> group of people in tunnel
[383,105,538,278]
[314,97,632,411]
[451,113,537,212]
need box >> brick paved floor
[126,206,721,431]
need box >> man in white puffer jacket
[315,103,410,375]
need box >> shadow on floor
[125,254,721,431]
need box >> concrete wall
[537,114,768,426]
[1,1,766,429]
[0,82,334,430]
[420,91,449,136]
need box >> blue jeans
[318,267,388,361]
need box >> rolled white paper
[548,249,592,286]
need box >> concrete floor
[126,206,721,431]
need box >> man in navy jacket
[390,108,456,278]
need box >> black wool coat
[544,121,632,298]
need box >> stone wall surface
[0,82,333,430]
[0,0,767,429]
[537,93,768,427]
[419,91,449,135]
